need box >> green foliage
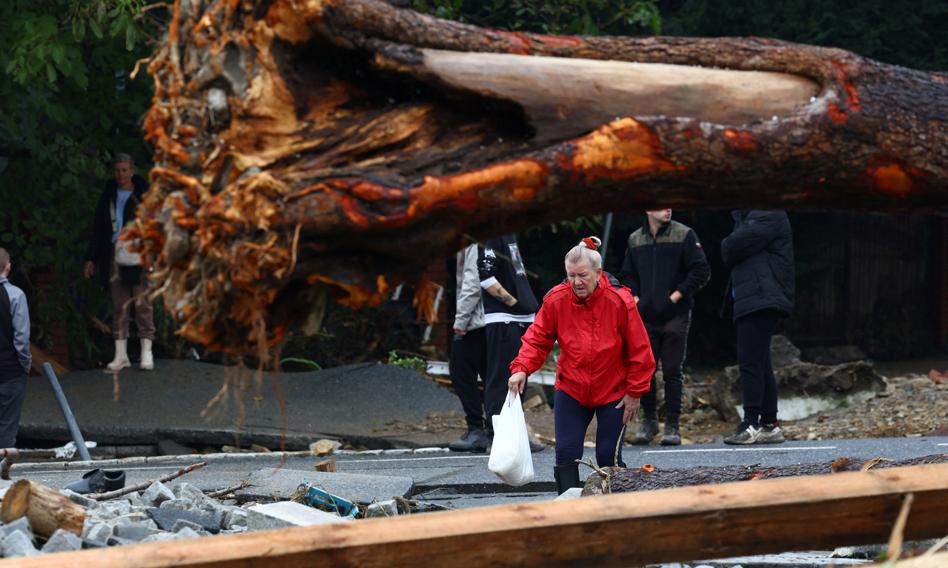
[411,0,661,35]
[0,0,159,365]
[386,350,427,372]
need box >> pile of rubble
[0,473,416,558]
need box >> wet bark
[585,454,948,496]
[136,0,947,351]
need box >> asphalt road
[10,436,947,509]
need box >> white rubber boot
[106,339,131,371]
[140,338,154,371]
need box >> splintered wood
[135,0,947,354]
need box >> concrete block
[142,481,176,507]
[41,529,83,553]
[365,500,399,518]
[1,530,38,557]
[0,517,34,542]
[247,502,351,531]
[238,468,413,504]
[61,489,98,509]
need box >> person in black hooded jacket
[83,153,155,372]
[721,210,795,445]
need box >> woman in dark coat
[721,210,795,444]
[83,153,155,371]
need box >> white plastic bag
[488,391,535,486]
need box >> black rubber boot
[553,464,582,495]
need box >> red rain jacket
[510,273,655,407]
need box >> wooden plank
[4,463,948,567]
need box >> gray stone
[0,517,34,542]
[61,489,98,509]
[172,519,205,533]
[247,502,351,531]
[147,507,220,533]
[158,498,192,511]
[173,482,208,505]
[112,520,160,542]
[41,529,83,553]
[365,500,399,518]
[98,500,133,518]
[1,530,38,557]
[195,502,227,529]
[173,527,202,540]
[237,468,413,504]
[82,522,113,547]
[125,493,146,508]
[142,481,176,507]
[142,533,178,543]
[224,507,248,529]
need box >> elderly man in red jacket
[508,237,655,494]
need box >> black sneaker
[723,422,760,445]
[62,469,126,494]
[631,419,660,445]
[448,428,489,453]
[660,424,681,446]
[757,422,786,444]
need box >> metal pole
[600,212,614,260]
[42,363,92,462]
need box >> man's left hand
[615,395,640,425]
[669,290,683,304]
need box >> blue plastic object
[304,485,359,518]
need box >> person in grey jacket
[0,248,31,448]
[448,244,490,452]
[721,210,795,445]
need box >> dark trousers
[0,374,27,448]
[642,312,690,425]
[553,390,626,468]
[484,321,529,431]
[736,309,781,426]
[449,327,487,430]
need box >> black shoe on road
[660,424,681,446]
[448,428,489,453]
[631,419,660,445]
[63,469,126,494]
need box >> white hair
[564,237,602,270]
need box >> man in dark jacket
[478,234,539,431]
[721,210,795,445]
[0,248,31,448]
[83,153,156,372]
[619,209,710,445]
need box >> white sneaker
[723,423,759,445]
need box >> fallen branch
[206,480,251,499]
[88,461,207,501]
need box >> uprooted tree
[132,0,947,356]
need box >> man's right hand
[453,328,466,337]
[83,261,95,279]
[508,371,526,394]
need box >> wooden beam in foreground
[5,463,948,568]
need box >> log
[3,462,948,567]
[0,479,86,538]
[134,0,947,352]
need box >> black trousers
[449,327,487,430]
[554,390,626,467]
[0,374,27,448]
[484,321,530,432]
[735,309,781,426]
[641,312,690,424]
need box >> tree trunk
[0,479,87,537]
[136,0,947,352]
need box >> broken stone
[61,489,98,509]
[554,487,583,501]
[172,527,202,540]
[147,507,220,533]
[0,517,34,542]
[1,530,38,557]
[365,500,399,518]
[171,519,206,534]
[81,522,113,548]
[112,519,160,542]
[247,502,351,531]
[224,507,249,529]
[172,483,209,506]
[142,481,176,507]
[309,439,342,456]
[41,529,83,553]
